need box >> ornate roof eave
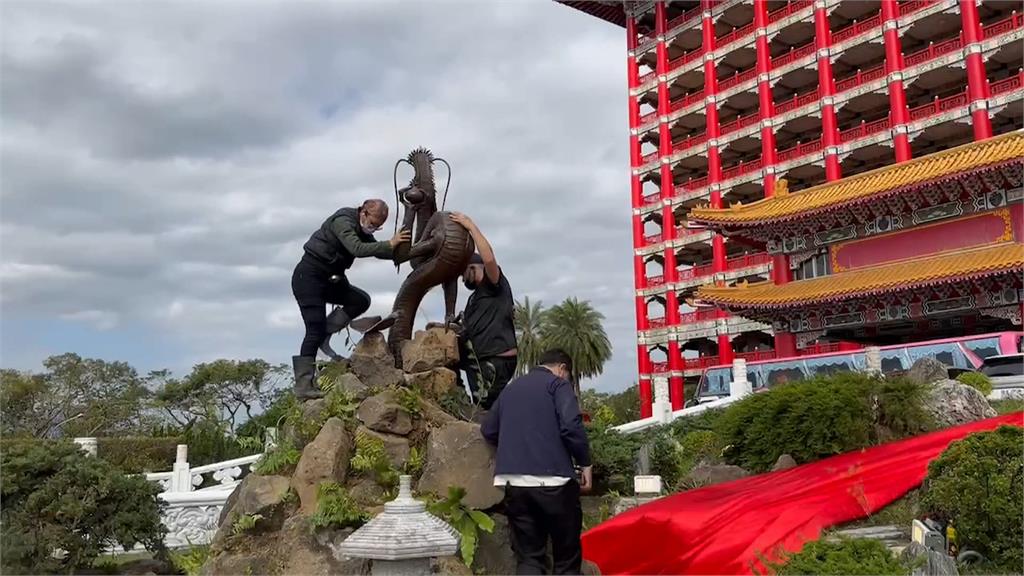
[689,130,1024,232]
[695,243,1024,310]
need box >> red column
[814,1,842,180]
[755,0,797,359]
[702,0,735,366]
[881,0,912,162]
[960,0,993,140]
[655,2,686,410]
[628,16,653,419]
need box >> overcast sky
[0,1,639,393]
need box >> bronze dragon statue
[385,147,474,365]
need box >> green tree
[513,296,547,376]
[1,354,152,438]
[1,440,168,573]
[540,297,613,396]
[152,359,288,434]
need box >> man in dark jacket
[450,212,517,408]
[291,198,409,400]
[481,349,593,575]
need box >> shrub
[1,440,168,573]
[770,538,908,575]
[648,432,684,491]
[991,397,1024,415]
[96,436,180,473]
[717,372,931,472]
[955,372,994,396]
[920,425,1023,571]
[586,425,644,494]
[253,441,302,475]
[311,482,369,530]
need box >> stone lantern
[337,475,459,576]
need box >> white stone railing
[75,429,275,551]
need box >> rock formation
[202,326,522,575]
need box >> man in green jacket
[291,199,409,399]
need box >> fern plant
[253,441,301,475]
[394,386,422,417]
[351,429,400,490]
[427,486,495,568]
[231,514,264,535]
[311,482,369,530]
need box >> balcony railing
[768,0,814,24]
[672,177,709,196]
[667,6,702,34]
[800,342,841,355]
[720,111,762,137]
[642,191,662,206]
[834,65,887,93]
[719,68,759,92]
[833,13,881,44]
[644,232,663,244]
[991,70,1024,96]
[898,0,937,17]
[641,150,659,165]
[649,316,668,329]
[772,42,817,69]
[679,309,719,324]
[775,89,821,115]
[908,90,969,121]
[667,48,705,74]
[677,262,715,280]
[673,132,708,153]
[648,274,666,287]
[982,11,1023,39]
[717,22,756,50]
[721,158,763,181]
[839,117,891,143]
[652,361,670,373]
[675,252,771,281]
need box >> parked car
[980,353,1024,399]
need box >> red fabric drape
[582,412,1024,575]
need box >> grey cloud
[0,1,642,391]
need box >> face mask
[362,225,377,235]
[463,278,478,291]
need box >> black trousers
[461,353,516,409]
[291,256,371,357]
[504,481,583,575]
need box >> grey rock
[356,426,411,467]
[684,464,750,488]
[401,328,460,373]
[418,421,504,510]
[406,368,459,401]
[334,372,370,400]
[900,541,959,576]
[291,417,353,513]
[357,391,414,436]
[350,332,405,390]
[908,358,951,385]
[211,474,290,549]
[923,379,997,428]
[772,454,798,471]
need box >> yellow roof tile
[690,130,1024,225]
[696,243,1024,308]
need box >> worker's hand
[449,212,476,231]
[579,466,593,493]
[390,228,412,247]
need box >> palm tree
[513,296,546,376]
[539,297,613,396]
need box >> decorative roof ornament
[337,475,459,566]
[774,178,790,197]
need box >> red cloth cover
[582,412,1024,575]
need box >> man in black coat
[291,198,409,400]
[481,349,593,575]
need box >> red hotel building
[558,0,1024,417]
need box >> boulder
[212,474,291,548]
[407,367,459,401]
[475,513,516,575]
[899,541,959,576]
[280,517,370,575]
[291,417,353,513]
[907,357,950,385]
[684,464,750,488]
[357,391,413,436]
[283,398,328,449]
[356,426,411,467]
[923,379,997,428]
[772,454,798,471]
[348,476,387,507]
[349,332,404,390]
[418,421,504,510]
[333,372,370,400]
[401,327,460,373]
[420,398,459,428]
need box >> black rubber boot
[319,308,351,361]
[292,355,323,401]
